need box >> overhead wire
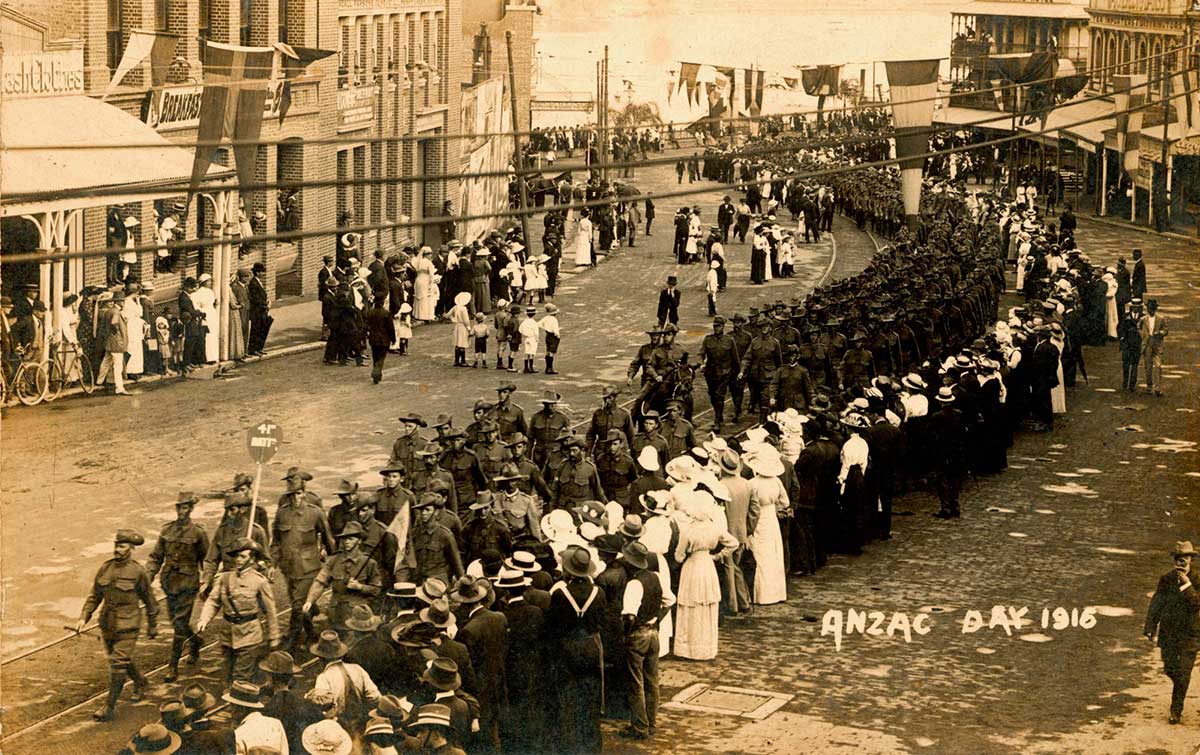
[7,40,1196,152]
[3,71,1192,267]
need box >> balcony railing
[1088,0,1191,15]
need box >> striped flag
[802,64,842,126]
[884,59,941,228]
[1112,74,1148,176]
[189,41,278,195]
[104,29,178,96]
[273,43,335,124]
[1169,67,1200,138]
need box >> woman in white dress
[190,274,219,363]
[1103,270,1119,340]
[412,247,437,322]
[672,491,738,660]
[574,209,594,267]
[449,291,472,367]
[1050,322,1067,414]
[640,510,675,658]
[524,255,548,304]
[744,447,787,605]
[122,287,147,376]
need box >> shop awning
[952,2,1090,20]
[1020,96,1113,152]
[1,95,233,217]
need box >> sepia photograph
[0,0,1198,752]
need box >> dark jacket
[657,287,681,325]
[366,304,396,348]
[1145,568,1200,651]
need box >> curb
[1084,212,1198,243]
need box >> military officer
[492,381,529,437]
[78,529,159,722]
[271,468,335,651]
[595,429,638,506]
[196,538,280,683]
[529,390,571,469]
[631,411,670,471]
[411,443,460,515]
[201,492,269,589]
[492,463,543,543]
[587,385,636,453]
[660,398,696,460]
[145,492,210,681]
[552,436,606,508]
[626,327,665,387]
[504,432,554,501]
[390,413,430,479]
[739,322,782,422]
[399,494,465,584]
[839,330,876,391]
[304,521,383,631]
[441,428,488,510]
[699,316,740,432]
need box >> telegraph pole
[505,31,531,246]
[1157,55,1171,232]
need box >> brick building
[2,0,535,308]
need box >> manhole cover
[663,684,793,720]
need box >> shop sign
[337,86,375,132]
[2,50,85,98]
[144,81,284,131]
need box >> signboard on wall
[144,80,283,131]
[337,85,375,132]
[459,77,513,242]
[2,50,84,98]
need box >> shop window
[198,0,211,60]
[155,0,170,32]
[153,199,186,274]
[279,0,288,43]
[240,0,252,47]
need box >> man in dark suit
[496,570,545,752]
[865,410,903,540]
[317,255,339,340]
[717,196,736,243]
[1144,541,1200,725]
[365,298,395,384]
[656,275,681,331]
[1131,248,1147,300]
[247,262,271,356]
[928,388,967,519]
[424,598,477,695]
[452,576,508,754]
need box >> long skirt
[1105,298,1118,339]
[748,503,787,605]
[228,308,246,359]
[673,551,720,660]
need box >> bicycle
[2,346,49,406]
[46,342,96,401]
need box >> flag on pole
[104,29,178,96]
[272,43,336,124]
[802,65,842,125]
[884,59,941,229]
[744,67,765,113]
[679,62,700,107]
[1170,67,1200,137]
[1112,74,1149,176]
[189,41,277,196]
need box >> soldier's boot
[93,671,125,721]
[497,356,504,370]
[545,356,558,375]
[126,664,148,701]
[165,636,184,681]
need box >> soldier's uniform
[728,316,753,418]
[201,499,269,586]
[627,334,663,386]
[390,426,430,480]
[798,333,830,389]
[595,433,639,505]
[529,403,571,469]
[197,539,280,682]
[370,480,415,530]
[474,433,512,488]
[505,440,554,501]
[771,358,815,412]
[441,431,488,508]
[661,406,696,460]
[553,441,606,507]
[463,505,512,565]
[145,494,209,678]
[490,393,529,438]
[839,337,876,391]
[400,500,465,584]
[740,330,782,422]
[305,522,383,630]
[410,449,460,515]
[631,422,670,472]
[495,486,543,543]
[700,320,740,429]
[355,514,399,586]
[587,390,636,452]
[80,529,159,721]
[271,474,332,649]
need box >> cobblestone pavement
[2,166,1196,752]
